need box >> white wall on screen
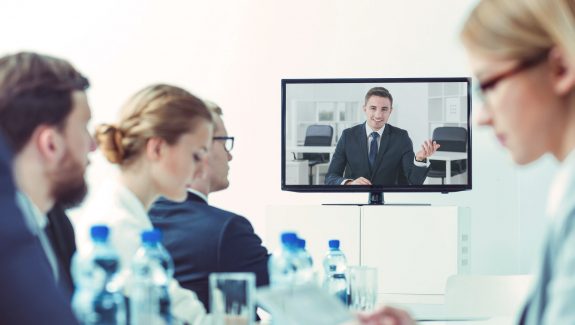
[0,0,557,276]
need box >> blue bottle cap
[299,238,306,249]
[142,229,162,244]
[281,232,298,245]
[90,225,109,242]
[328,239,340,249]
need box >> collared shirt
[187,188,208,204]
[15,192,59,282]
[365,123,385,154]
[547,150,575,220]
[520,148,575,324]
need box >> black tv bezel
[281,77,472,194]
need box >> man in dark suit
[0,52,93,298]
[150,103,269,311]
[46,204,78,297]
[325,87,440,186]
[0,132,78,323]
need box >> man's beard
[49,149,88,209]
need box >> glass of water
[349,266,378,312]
[209,272,255,325]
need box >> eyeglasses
[475,51,549,104]
[213,136,235,153]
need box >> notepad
[256,285,355,325]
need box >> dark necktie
[369,132,379,168]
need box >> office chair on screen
[300,124,333,185]
[427,126,467,184]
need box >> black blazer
[149,192,270,312]
[0,134,78,324]
[46,204,77,298]
[325,123,429,185]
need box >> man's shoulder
[386,124,407,134]
[341,123,365,138]
[151,197,242,223]
[349,123,365,133]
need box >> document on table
[257,284,355,325]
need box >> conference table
[420,317,513,325]
[287,147,468,185]
[428,151,468,184]
[287,145,337,155]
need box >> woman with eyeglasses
[462,0,575,323]
[74,84,213,324]
[356,0,575,324]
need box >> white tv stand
[265,205,470,304]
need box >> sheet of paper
[256,284,355,325]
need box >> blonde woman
[75,84,213,324]
[357,0,575,324]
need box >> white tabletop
[287,146,337,154]
[429,151,467,161]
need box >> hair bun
[94,124,125,164]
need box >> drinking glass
[209,272,255,325]
[348,266,378,312]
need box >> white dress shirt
[365,124,385,155]
[74,178,207,325]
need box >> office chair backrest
[433,127,467,152]
[303,124,333,162]
[304,124,333,146]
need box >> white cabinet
[265,205,361,268]
[265,205,470,303]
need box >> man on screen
[325,86,439,185]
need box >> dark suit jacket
[149,192,270,312]
[0,134,78,324]
[46,204,77,298]
[325,123,429,185]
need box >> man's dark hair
[0,52,89,153]
[364,86,393,107]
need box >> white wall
[0,0,556,275]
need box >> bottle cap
[297,238,306,249]
[90,225,109,242]
[141,229,162,244]
[328,239,340,249]
[280,232,298,245]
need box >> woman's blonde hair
[461,0,575,64]
[95,84,212,165]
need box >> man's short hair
[364,87,393,107]
[0,52,89,153]
[204,100,223,116]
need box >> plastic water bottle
[293,238,314,285]
[322,239,348,304]
[129,229,174,325]
[72,225,126,325]
[268,232,299,288]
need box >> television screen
[281,78,472,194]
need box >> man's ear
[36,126,66,164]
[145,137,165,161]
[549,46,575,96]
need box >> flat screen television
[281,78,472,203]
